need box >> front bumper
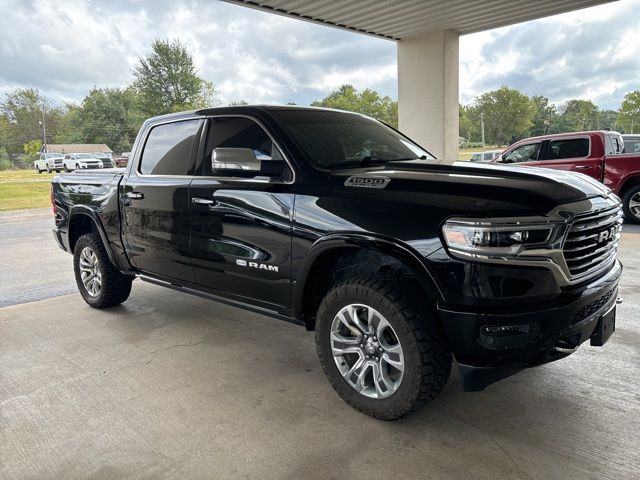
[438,260,622,390]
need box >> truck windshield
[270,109,434,169]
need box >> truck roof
[515,130,621,143]
[143,105,364,124]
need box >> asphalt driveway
[1,211,639,479]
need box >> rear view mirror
[211,147,285,178]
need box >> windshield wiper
[329,155,428,169]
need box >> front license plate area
[591,306,616,347]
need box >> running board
[138,275,298,324]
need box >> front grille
[571,289,615,325]
[563,205,622,280]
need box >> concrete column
[398,30,459,163]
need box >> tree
[0,88,63,154]
[459,104,477,142]
[311,84,398,127]
[618,90,640,133]
[529,95,558,136]
[472,86,535,145]
[133,39,217,115]
[559,99,599,131]
[66,87,143,153]
[23,139,42,163]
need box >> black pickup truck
[52,106,622,420]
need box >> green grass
[0,169,53,211]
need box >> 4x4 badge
[344,176,390,189]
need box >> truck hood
[330,160,612,217]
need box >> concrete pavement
[0,208,75,307]
[1,221,639,479]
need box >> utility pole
[38,106,47,152]
[480,112,485,150]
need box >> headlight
[442,220,555,257]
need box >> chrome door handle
[192,197,217,206]
[125,192,144,200]
[575,165,591,170]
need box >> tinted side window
[201,117,289,179]
[140,120,202,175]
[624,138,640,154]
[546,138,589,160]
[504,143,541,163]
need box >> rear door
[189,115,295,309]
[121,118,203,283]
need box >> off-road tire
[622,185,640,224]
[73,233,133,308]
[315,274,452,420]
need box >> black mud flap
[459,364,526,392]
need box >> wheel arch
[618,175,640,198]
[68,207,119,269]
[293,234,444,330]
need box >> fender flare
[68,206,121,271]
[292,233,445,321]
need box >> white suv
[62,153,103,172]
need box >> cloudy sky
[0,0,638,109]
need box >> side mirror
[212,147,285,178]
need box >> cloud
[0,0,396,105]
[0,0,638,110]
[460,0,640,109]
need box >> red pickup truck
[494,130,640,223]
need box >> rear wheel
[622,185,640,224]
[73,233,133,308]
[315,274,451,420]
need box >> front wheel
[63,165,69,172]
[315,274,452,420]
[73,233,133,308]
[36,166,42,174]
[622,185,640,224]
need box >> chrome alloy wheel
[79,247,102,297]
[330,304,405,399]
[629,192,640,219]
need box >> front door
[121,118,203,283]
[189,116,295,309]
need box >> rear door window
[624,137,640,154]
[544,138,590,160]
[503,143,542,163]
[139,119,202,176]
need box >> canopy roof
[222,0,615,40]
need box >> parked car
[114,154,129,168]
[493,130,640,222]
[34,153,64,173]
[622,134,640,154]
[470,150,501,162]
[92,152,113,168]
[52,106,622,420]
[62,153,103,172]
